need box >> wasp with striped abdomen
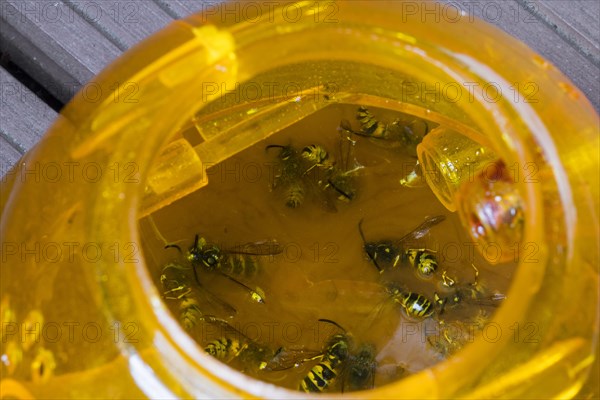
[340,106,430,155]
[385,282,434,319]
[266,143,334,208]
[433,264,506,315]
[160,262,238,330]
[264,319,377,393]
[166,234,281,304]
[205,330,282,373]
[358,215,446,277]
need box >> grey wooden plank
[64,0,173,51]
[0,0,122,103]
[442,0,599,111]
[152,0,191,19]
[159,0,599,110]
[0,136,23,177]
[1,19,83,105]
[523,0,599,63]
[0,66,57,154]
[1,0,598,114]
[153,0,208,19]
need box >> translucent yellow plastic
[418,131,525,264]
[1,1,599,398]
[418,127,497,212]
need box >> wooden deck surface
[1,0,599,174]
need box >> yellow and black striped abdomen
[205,337,243,361]
[398,292,434,318]
[285,182,305,208]
[179,297,202,330]
[357,106,387,138]
[299,334,350,393]
[220,253,260,278]
[299,359,340,393]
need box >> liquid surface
[139,104,516,393]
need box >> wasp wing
[261,347,324,372]
[397,215,446,245]
[458,293,506,308]
[325,132,363,203]
[224,240,283,256]
[160,263,236,316]
[196,281,239,316]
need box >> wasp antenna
[265,144,286,152]
[165,243,183,253]
[317,318,347,333]
[192,266,201,285]
[358,219,367,243]
[218,272,265,304]
[193,234,200,249]
[327,179,353,201]
[358,219,383,273]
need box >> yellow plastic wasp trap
[1,1,598,398]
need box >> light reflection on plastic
[129,353,177,399]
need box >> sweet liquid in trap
[139,104,515,393]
